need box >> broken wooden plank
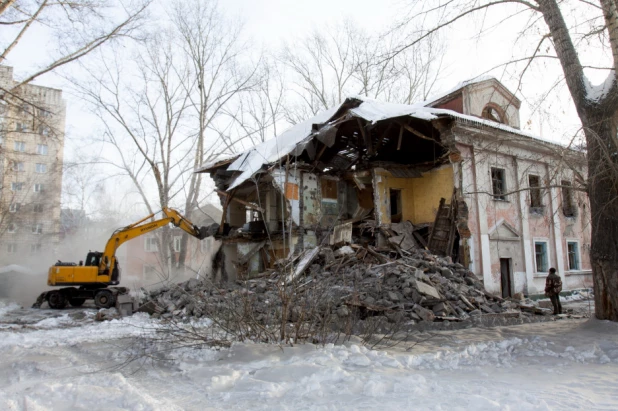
[357,118,374,156]
[215,190,265,213]
[284,247,321,284]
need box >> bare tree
[72,0,257,273]
[0,0,150,90]
[0,0,150,264]
[397,0,618,321]
[280,21,444,124]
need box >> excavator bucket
[198,223,220,239]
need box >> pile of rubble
[140,244,550,331]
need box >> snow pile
[0,312,159,349]
[0,300,21,317]
[0,309,617,410]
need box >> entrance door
[500,258,512,298]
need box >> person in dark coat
[545,267,563,315]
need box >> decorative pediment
[489,219,520,241]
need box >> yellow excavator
[33,208,217,309]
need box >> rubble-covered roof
[196,95,567,191]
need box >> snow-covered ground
[0,299,617,410]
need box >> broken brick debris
[140,244,548,329]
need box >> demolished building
[198,77,592,297]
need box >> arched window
[482,104,506,124]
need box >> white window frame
[173,236,182,252]
[32,223,43,234]
[7,243,17,253]
[13,141,25,152]
[36,144,48,155]
[35,163,47,173]
[11,182,23,191]
[144,235,158,252]
[38,126,50,137]
[34,183,44,193]
[9,202,20,212]
[566,239,581,271]
[533,238,551,274]
[12,161,25,172]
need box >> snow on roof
[220,105,342,190]
[200,95,567,191]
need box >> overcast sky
[4,0,608,213]
[5,0,592,151]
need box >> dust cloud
[0,230,220,306]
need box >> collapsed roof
[196,94,561,190]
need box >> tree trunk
[537,0,618,320]
[584,110,618,321]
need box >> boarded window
[562,181,575,217]
[321,178,338,199]
[284,182,299,200]
[528,175,543,208]
[567,241,580,270]
[491,168,506,200]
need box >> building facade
[199,77,591,297]
[0,66,66,264]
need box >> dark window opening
[567,242,580,270]
[482,105,505,124]
[562,180,576,217]
[491,168,506,200]
[528,175,543,208]
[390,189,402,223]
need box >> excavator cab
[85,251,101,267]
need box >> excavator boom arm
[99,208,207,273]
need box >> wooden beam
[215,189,265,213]
[396,120,434,142]
[218,188,236,234]
[397,125,404,150]
[313,143,328,166]
[356,118,374,156]
[374,123,393,153]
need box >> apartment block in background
[0,66,66,264]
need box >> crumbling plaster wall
[463,82,521,129]
[455,131,592,296]
[373,166,454,226]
